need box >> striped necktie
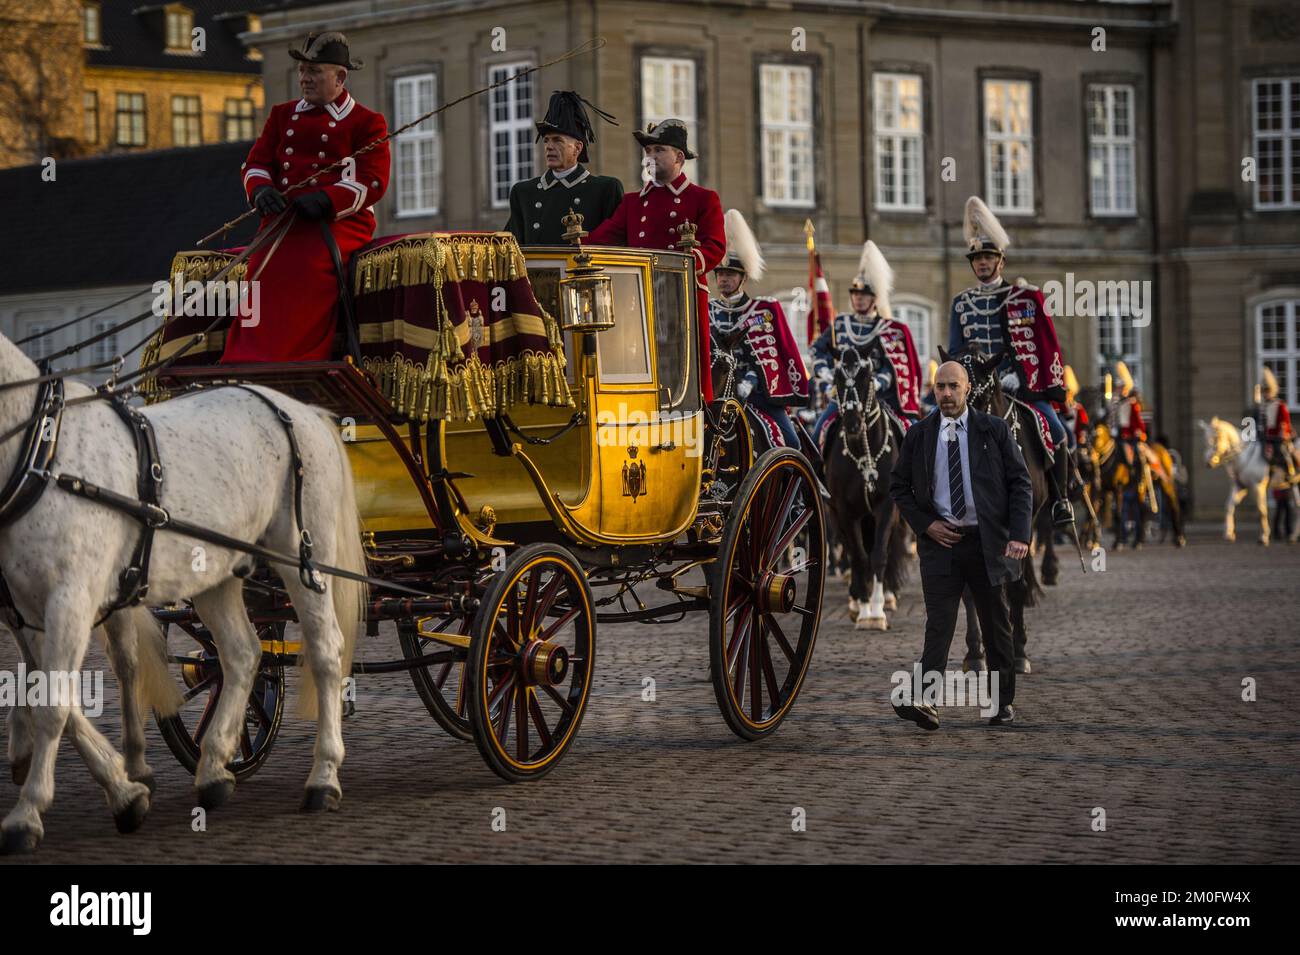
[947,420,967,520]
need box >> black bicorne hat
[535,90,618,164]
[289,32,364,70]
[633,119,696,160]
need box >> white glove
[737,379,754,400]
[874,372,891,392]
[817,367,833,383]
[1000,372,1020,393]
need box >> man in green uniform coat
[505,90,623,245]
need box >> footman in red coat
[222,32,391,364]
[587,119,725,401]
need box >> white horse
[0,331,365,854]
[1199,416,1273,545]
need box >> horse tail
[297,412,367,721]
[884,516,910,593]
[131,606,182,718]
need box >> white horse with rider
[0,329,365,854]
[1199,416,1300,546]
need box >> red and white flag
[806,223,834,343]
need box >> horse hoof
[11,756,30,787]
[196,777,236,811]
[884,593,898,611]
[855,617,888,631]
[113,792,150,835]
[1043,574,1058,586]
[131,773,156,797]
[0,826,40,856]
[300,786,342,813]
[1176,537,1187,548]
[1014,657,1032,675]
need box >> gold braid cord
[353,232,570,422]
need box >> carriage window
[524,263,576,383]
[596,267,652,385]
[653,266,696,412]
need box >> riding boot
[1049,451,1073,526]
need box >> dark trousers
[920,529,1016,707]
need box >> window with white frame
[761,63,814,207]
[1252,78,1300,210]
[489,61,535,209]
[1087,84,1136,216]
[1096,311,1143,391]
[1257,298,1300,409]
[165,6,193,52]
[874,73,924,211]
[82,3,100,45]
[19,320,53,362]
[171,94,202,146]
[640,56,698,182]
[91,319,119,368]
[983,78,1034,214]
[893,303,933,371]
[393,74,440,217]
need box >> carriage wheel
[155,620,286,780]
[710,448,825,740]
[399,614,472,741]
[466,544,595,782]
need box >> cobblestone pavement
[2,523,1297,864]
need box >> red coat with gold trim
[588,172,725,401]
[222,90,391,363]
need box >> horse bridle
[834,350,890,491]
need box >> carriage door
[591,262,696,539]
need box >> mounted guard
[948,196,1071,525]
[223,32,391,364]
[1253,366,1298,485]
[811,240,922,450]
[708,209,808,449]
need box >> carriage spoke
[540,605,580,643]
[432,660,453,691]
[790,603,816,617]
[527,689,554,750]
[731,621,751,706]
[194,684,221,743]
[247,688,274,730]
[766,502,812,568]
[760,628,782,715]
[726,606,753,672]
[487,671,515,712]
[180,673,217,704]
[516,685,529,762]
[532,573,565,634]
[763,612,798,666]
[541,683,575,716]
[239,724,254,760]
[521,566,543,634]
[750,613,763,721]
[495,679,516,744]
[454,664,468,717]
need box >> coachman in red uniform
[588,119,725,401]
[223,32,391,363]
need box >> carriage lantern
[558,208,615,334]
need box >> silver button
[319,151,325,158]
[670,211,677,217]
[321,134,328,141]
[535,201,542,208]
[643,201,648,207]
[533,222,540,229]
[371,180,379,188]
[574,198,581,204]
[329,121,336,128]
[285,147,293,155]
[292,114,299,121]
[638,231,645,237]
[640,216,646,222]
[673,197,681,204]
[282,162,290,169]
[310,178,318,185]
[312,163,319,169]
[281,177,288,184]
[286,129,294,136]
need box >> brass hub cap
[757,572,797,614]
[522,640,570,687]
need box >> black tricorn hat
[535,90,618,164]
[633,118,696,160]
[289,32,363,70]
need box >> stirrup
[1051,499,1074,527]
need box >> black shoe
[989,704,1015,725]
[893,702,940,731]
[1051,499,1074,527]
[1014,656,1032,674]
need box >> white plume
[723,209,765,280]
[856,240,894,319]
[963,195,1010,252]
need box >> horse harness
[0,383,328,632]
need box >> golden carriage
[147,226,825,782]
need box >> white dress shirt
[933,407,979,527]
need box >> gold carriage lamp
[558,207,615,334]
